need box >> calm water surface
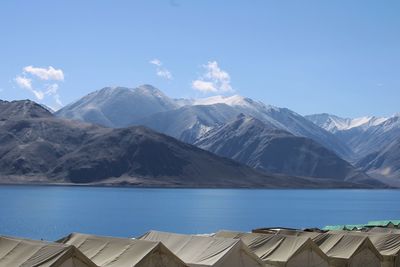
[0,185,399,241]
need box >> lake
[0,185,399,241]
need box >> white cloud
[54,94,63,107]
[15,76,45,100]
[157,69,172,80]
[15,76,32,90]
[192,61,233,93]
[46,83,59,95]
[23,65,64,81]
[191,80,216,92]
[149,59,173,80]
[14,66,65,107]
[150,59,162,67]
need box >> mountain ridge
[2,99,370,188]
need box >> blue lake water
[0,185,399,241]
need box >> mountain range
[194,114,372,184]
[306,113,400,184]
[2,99,320,188]
[1,84,398,188]
[53,85,397,187]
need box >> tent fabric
[139,230,264,267]
[57,232,187,267]
[213,231,329,267]
[368,228,400,234]
[328,231,400,267]
[311,233,382,267]
[322,226,346,231]
[0,236,97,267]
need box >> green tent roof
[367,220,400,227]
[322,225,346,231]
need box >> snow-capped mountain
[306,113,400,160]
[194,114,375,185]
[186,95,353,159]
[56,85,178,127]
[56,87,353,159]
[133,103,241,144]
[306,113,387,133]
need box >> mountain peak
[0,99,52,120]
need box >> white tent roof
[312,233,382,260]
[329,230,400,257]
[139,230,264,267]
[214,231,329,266]
[58,232,187,267]
[0,235,97,267]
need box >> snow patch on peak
[193,95,265,108]
[307,113,388,133]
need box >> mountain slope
[357,138,400,180]
[133,104,242,143]
[57,88,351,159]
[306,113,387,133]
[306,113,400,159]
[194,115,376,185]
[1,99,340,188]
[190,95,353,160]
[0,99,52,120]
[56,85,178,127]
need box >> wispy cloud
[23,66,64,81]
[15,76,32,90]
[192,61,233,93]
[14,66,65,109]
[150,59,173,80]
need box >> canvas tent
[0,236,97,267]
[139,230,264,267]
[368,221,400,229]
[57,232,187,267]
[368,233,400,267]
[368,228,400,234]
[214,231,329,267]
[253,228,321,239]
[329,231,400,267]
[312,233,382,267]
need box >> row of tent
[1,228,399,267]
[323,220,400,231]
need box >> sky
[0,0,399,117]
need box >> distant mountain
[0,99,52,120]
[306,113,400,159]
[1,99,349,188]
[135,94,352,159]
[194,114,376,185]
[133,103,241,143]
[357,138,400,180]
[306,113,387,133]
[56,85,178,127]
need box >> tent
[253,228,322,239]
[368,233,400,267]
[322,226,347,231]
[57,232,187,267]
[0,235,97,267]
[367,221,400,229]
[312,233,382,267]
[139,230,264,267]
[368,228,400,234]
[329,231,400,267]
[214,231,329,267]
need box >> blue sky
[0,0,399,117]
